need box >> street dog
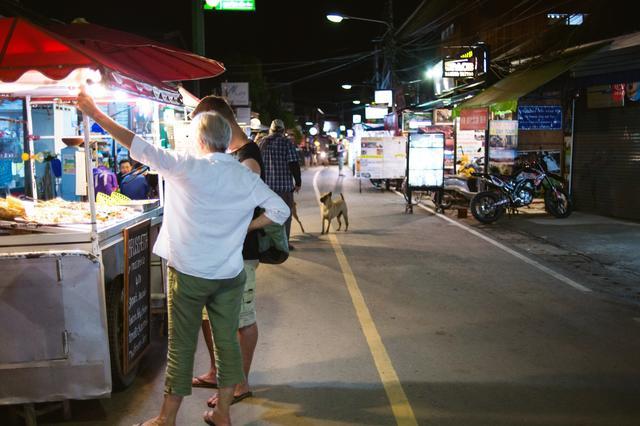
[320,192,348,234]
[292,201,305,233]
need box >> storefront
[569,32,640,220]
[456,48,596,177]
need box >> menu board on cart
[123,220,151,373]
[407,132,445,188]
[358,136,406,179]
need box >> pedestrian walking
[77,89,289,426]
[336,138,346,175]
[186,96,264,410]
[302,142,311,169]
[259,119,302,249]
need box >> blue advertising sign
[518,105,562,130]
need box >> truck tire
[106,276,139,390]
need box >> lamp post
[191,0,205,97]
[327,1,396,111]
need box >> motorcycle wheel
[470,191,505,224]
[545,188,572,218]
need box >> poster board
[419,125,454,171]
[357,136,406,179]
[407,132,445,188]
[455,118,485,173]
[488,120,518,175]
[123,220,152,373]
[221,82,250,106]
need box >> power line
[269,50,379,88]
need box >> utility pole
[191,0,205,97]
[381,0,395,91]
[382,0,397,117]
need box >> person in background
[259,119,301,249]
[77,89,289,426]
[120,160,149,200]
[187,96,263,409]
[93,154,118,196]
[301,142,311,169]
[336,138,346,176]
[117,158,132,187]
[253,132,266,144]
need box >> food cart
[0,17,223,421]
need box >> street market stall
[0,17,225,418]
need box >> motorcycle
[469,151,572,224]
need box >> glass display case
[0,98,26,195]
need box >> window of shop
[547,13,585,26]
[0,98,26,195]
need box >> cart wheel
[106,276,139,390]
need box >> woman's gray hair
[192,111,232,152]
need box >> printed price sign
[517,105,562,130]
[123,220,151,372]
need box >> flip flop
[192,376,218,389]
[206,391,253,408]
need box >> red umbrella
[48,21,226,83]
[0,17,181,104]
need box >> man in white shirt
[77,90,289,426]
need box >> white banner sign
[221,82,250,106]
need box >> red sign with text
[460,108,489,131]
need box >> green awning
[459,48,600,113]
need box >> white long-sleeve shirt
[130,136,290,279]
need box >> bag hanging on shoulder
[257,222,289,264]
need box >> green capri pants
[165,267,246,396]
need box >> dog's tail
[340,193,345,201]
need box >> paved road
[30,166,640,425]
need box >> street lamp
[341,84,352,90]
[352,100,361,105]
[326,13,391,29]
[326,8,395,109]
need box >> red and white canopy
[0,17,224,104]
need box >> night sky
[19,0,424,118]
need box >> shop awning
[459,48,601,113]
[48,21,226,83]
[0,17,181,104]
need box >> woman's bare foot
[139,416,171,426]
[203,409,231,426]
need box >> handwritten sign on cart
[123,220,151,373]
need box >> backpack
[257,221,289,264]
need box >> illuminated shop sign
[443,46,488,78]
[204,0,256,11]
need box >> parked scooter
[439,152,484,210]
[469,151,572,224]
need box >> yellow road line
[313,169,418,426]
[328,234,418,426]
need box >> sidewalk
[435,200,640,306]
